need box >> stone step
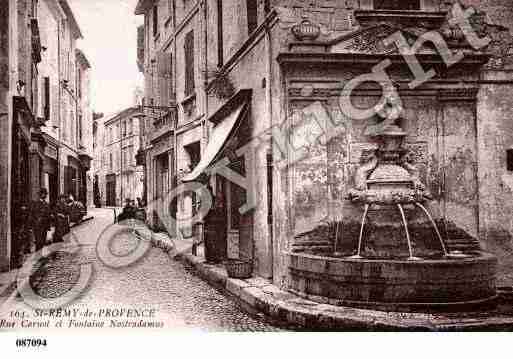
[292,242,333,247]
[291,245,333,253]
[445,237,481,252]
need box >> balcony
[149,107,177,143]
[121,164,137,174]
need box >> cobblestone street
[0,209,281,331]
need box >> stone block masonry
[0,1,11,273]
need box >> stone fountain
[346,102,456,261]
[288,98,498,312]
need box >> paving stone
[0,209,281,332]
[244,277,271,288]
[22,209,511,332]
[240,286,264,307]
[203,265,227,288]
[184,254,205,266]
[226,278,252,297]
[260,284,283,296]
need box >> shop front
[42,135,59,205]
[11,96,47,267]
[79,152,92,206]
[182,90,254,266]
[148,131,174,232]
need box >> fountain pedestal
[288,100,497,312]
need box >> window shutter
[51,84,58,127]
[137,25,145,72]
[217,0,223,67]
[184,31,195,96]
[167,53,173,102]
[157,51,172,106]
[247,0,258,34]
[156,52,164,106]
[64,166,72,195]
[153,5,158,37]
[44,77,50,122]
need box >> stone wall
[269,0,513,285]
[477,72,513,285]
[463,0,513,284]
[206,37,274,279]
[282,61,483,262]
[0,1,12,272]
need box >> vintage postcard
[2,1,513,352]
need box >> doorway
[221,156,253,261]
[48,173,58,205]
[106,175,116,207]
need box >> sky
[68,0,143,116]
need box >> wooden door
[106,179,116,207]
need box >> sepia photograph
[1,0,513,354]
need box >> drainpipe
[57,15,61,197]
[172,2,178,237]
[265,10,274,280]
[203,0,208,128]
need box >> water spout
[350,204,369,259]
[397,204,421,261]
[415,202,449,256]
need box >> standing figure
[31,188,52,251]
[53,194,70,243]
[203,181,227,263]
[12,204,34,268]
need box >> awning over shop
[182,90,251,182]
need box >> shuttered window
[168,0,173,16]
[51,84,58,127]
[184,31,195,96]
[153,5,158,37]
[217,0,223,67]
[157,51,173,106]
[78,114,83,143]
[156,153,169,199]
[247,0,258,34]
[43,77,50,122]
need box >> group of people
[117,198,146,223]
[13,188,81,267]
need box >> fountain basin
[288,251,497,312]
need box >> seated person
[118,198,136,222]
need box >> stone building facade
[92,107,144,207]
[0,0,93,271]
[35,0,93,207]
[75,49,94,206]
[135,0,513,287]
